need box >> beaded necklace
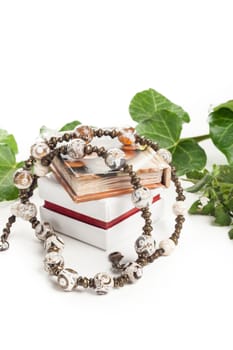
[0,126,186,295]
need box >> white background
[0,1,233,349]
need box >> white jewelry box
[38,175,164,250]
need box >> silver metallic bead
[172,201,187,216]
[31,141,50,160]
[105,148,126,170]
[135,234,156,257]
[44,234,64,252]
[35,222,54,241]
[94,272,114,295]
[44,251,64,275]
[131,187,152,208]
[122,262,143,283]
[57,268,79,291]
[159,239,176,256]
[33,160,50,177]
[11,201,37,221]
[13,168,33,189]
[157,148,172,163]
[67,139,86,159]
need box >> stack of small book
[38,136,170,250]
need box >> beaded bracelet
[0,126,186,295]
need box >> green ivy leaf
[186,174,212,193]
[0,129,18,154]
[189,199,215,216]
[129,88,190,123]
[136,110,182,148]
[216,165,233,184]
[209,108,233,164]
[186,170,206,181]
[0,143,16,167]
[0,144,21,201]
[214,205,232,226]
[214,100,233,113]
[171,139,207,176]
[228,198,233,211]
[0,166,19,201]
[59,120,81,131]
[228,228,233,240]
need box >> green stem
[192,134,210,142]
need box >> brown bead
[136,257,148,266]
[170,236,178,245]
[84,144,93,155]
[150,143,158,151]
[141,211,151,219]
[41,158,51,167]
[113,278,119,288]
[97,146,106,157]
[62,133,71,142]
[95,129,104,137]
[3,228,10,235]
[117,277,125,287]
[8,215,16,224]
[176,194,186,201]
[110,129,118,138]
[60,146,68,154]
[88,278,95,288]
[147,255,154,263]
[82,277,89,288]
[104,129,110,136]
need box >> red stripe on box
[44,194,160,230]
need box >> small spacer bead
[84,144,93,155]
[104,129,110,136]
[97,146,107,157]
[62,133,71,142]
[110,129,118,138]
[88,278,95,288]
[95,129,104,137]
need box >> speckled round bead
[67,139,86,159]
[75,125,94,143]
[172,201,187,216]
[105,148,126,170]
[13,168,33,189]
[135,234,156,257]
[44,234,64,253]
[11,201,37,221]
[57,268,79,291]
[94,272,114,295]
[33,160,50,177]
[118,127,135,145]
[122,262,143,283]
[131,187,152,208]
[35,222,54,241]
[157,148,172,163]
[31,142,50,160]
[44,251,64,275]
[159,239,176,256]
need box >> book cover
[51,143,170,202]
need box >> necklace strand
[0,126,186,295]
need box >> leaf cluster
[129,89,233,237]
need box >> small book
[51,141,171,203]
